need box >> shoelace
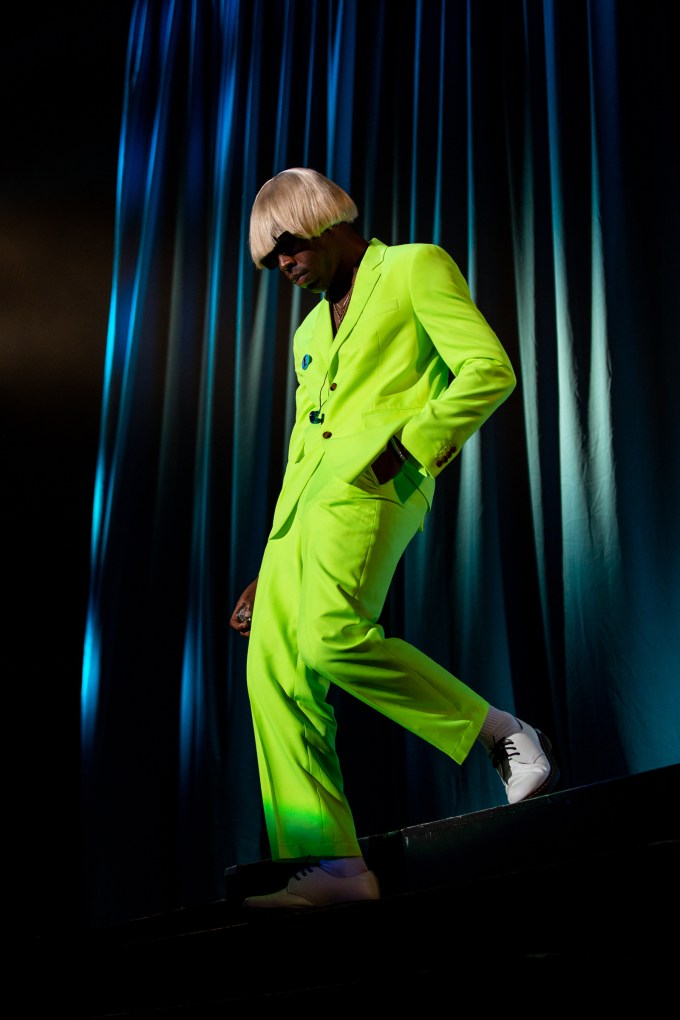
[291,865,318,883]
[490,736,519,769]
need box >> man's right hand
[229,577,258,637]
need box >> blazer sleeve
[399,244,516,476]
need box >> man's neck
[326,225,369,303]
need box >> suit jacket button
[329,382,337,390]
[322,431,332,438]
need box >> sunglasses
[261,232,303,271]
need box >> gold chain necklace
[332,287,352,325]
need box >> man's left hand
[372,439,406,484]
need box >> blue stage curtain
[81,0,680,925]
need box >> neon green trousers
[246,455,489,860]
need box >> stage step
[35,765,679,1016]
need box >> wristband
[390,436,406,464]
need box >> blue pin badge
[301,354,312,370]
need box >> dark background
[7,3,679,933]
[3,4,136,927]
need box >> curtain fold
[82,0,680,926]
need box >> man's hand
[229,577,258,637]
[371,437,407,484]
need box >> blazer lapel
[298,240,387,395]
[330,238,386,358]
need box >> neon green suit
[247,238,517,860]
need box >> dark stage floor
[35,764,679,1015]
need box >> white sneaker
[491,720,560,804]
[242,865,380,909]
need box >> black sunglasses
[261,232,301,271]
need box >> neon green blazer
[269,237,516,537]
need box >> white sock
[478,707,520,752]
[319,857,369,878]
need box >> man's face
[262,230,338,293]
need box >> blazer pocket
[361,298,399,320]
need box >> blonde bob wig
[249,168,358,269]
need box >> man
[230,168,559,909]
